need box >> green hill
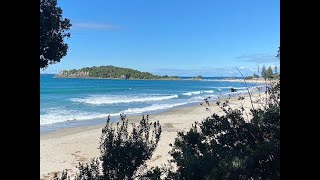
[54,65,180,80]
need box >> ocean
[40,74,263,133]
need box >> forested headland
[55,65,180,80]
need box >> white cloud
[151,67,259,77]
[236,53,278,63]
[72,22,121,31]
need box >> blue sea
[40,74,263,133]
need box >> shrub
[55,114,161,180]
[166,81,280,179]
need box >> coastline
[40,91,265,179]
[53,75,278,84]
[211,78,279,84]
[53,76,181,80]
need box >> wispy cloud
[72,22,122,31]
[236,53,278,63]
[151,67,259,77]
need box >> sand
[40,91,267,179]
[213,78,279,84]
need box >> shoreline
[40,88,260,135]
[40,101,200,135]
[41,103,206,178]
[212,78,279,84]
[51,75,276,83]
[40,91,265,179]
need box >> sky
[41,0,280,77]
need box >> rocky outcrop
[120,74,127,79]
[54,70,90,78]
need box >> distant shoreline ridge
[54,65,181,80]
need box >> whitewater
[40,75,263,133]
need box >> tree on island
[191,75,203,80]
[196,75,203,79]
[55,65,180,80]
[40,0,71,69]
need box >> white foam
[203,90,214,93]
[232,86,264,92]
[41,101,196,125]
[70,94,179,105]
[190,96,206,101]
[190,94,218,101]
[212,86,233,89]
[236,87,250,90]
[122,102,190,114]
[182,89,215,96]
[40,108,118,125]
[201,79,215,81]
[212,86,255,91]
[222,89,254,97]
[182,91,201,96]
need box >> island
[190,75,203,80]
[54,65,181,80]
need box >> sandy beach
[213,78,279,84]
[40,91,267,179]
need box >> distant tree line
[190,75,203,80]
[55,66,180,80]
[245,73,260,80]
[261,65,279,79]
[246,65,279,80]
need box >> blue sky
[41,0,280,77]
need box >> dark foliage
[261,65,278,79]
[276,47,280,60]
[100,114,162,179]
[55,115,161,180]
[74,158,101,180]
[245,73,259,80]
[53,170,70,180]
[55,65,179,80]
[137,167,163,180]
[40,0,71,69]
[166,81,280,180]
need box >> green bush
[244,76,254,80]
[55,115,162,180]
[141,81,280,180]
[165,81,280,179]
